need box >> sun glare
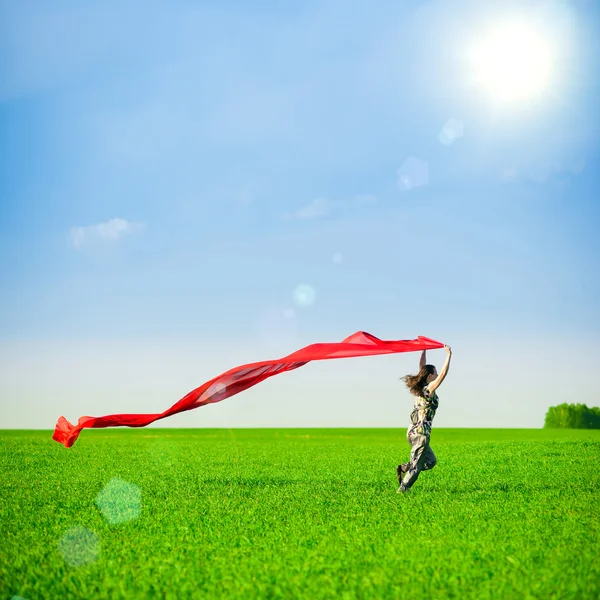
[469,21,554,104]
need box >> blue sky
[1,0,599,430]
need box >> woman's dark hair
[400,364,436,397]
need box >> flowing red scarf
[52,331,444,447]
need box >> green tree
[544,403,600,429]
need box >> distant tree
[544,403,600,429]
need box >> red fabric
[52,331,444,448]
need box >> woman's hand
[444,345,452,355]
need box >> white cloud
[282,194,377,222]
[500,155,587,185]
[530,161,560,183]
[237,187,253,206]
[68,218,145,249]
[353,194,377,205]
[500,168,520,183]
[203,83,297,146]
[570,159,586,174]
[282,197,332,221]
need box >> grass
[1,428,599,599]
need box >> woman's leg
[395,462,409,483]
[396,432,412,482]
[398,433,430,492]
[421,444,437,471]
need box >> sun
[469,20,554,104]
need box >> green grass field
[1,428,599,599]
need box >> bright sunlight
[469,20,555,104]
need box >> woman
[396,345,452,493]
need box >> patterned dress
[400,385,439,492]
[407,385,439,439]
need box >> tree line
[544,403,600,429]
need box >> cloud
[529,161,561,183]
[68,218,145,249]
[500,168,520,183]
[500,159,587,185]
[353,194,377,205]
[281,194,377,222]
[529,159,587,183]
[203,83,297,146]
[282,197,332,221]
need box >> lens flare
[397,157,429,191]
[438,118,464,145]
[58,526,100,567]
[95,478,141,525]
[293,284,316,308]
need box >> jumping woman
[396,345,452,493]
